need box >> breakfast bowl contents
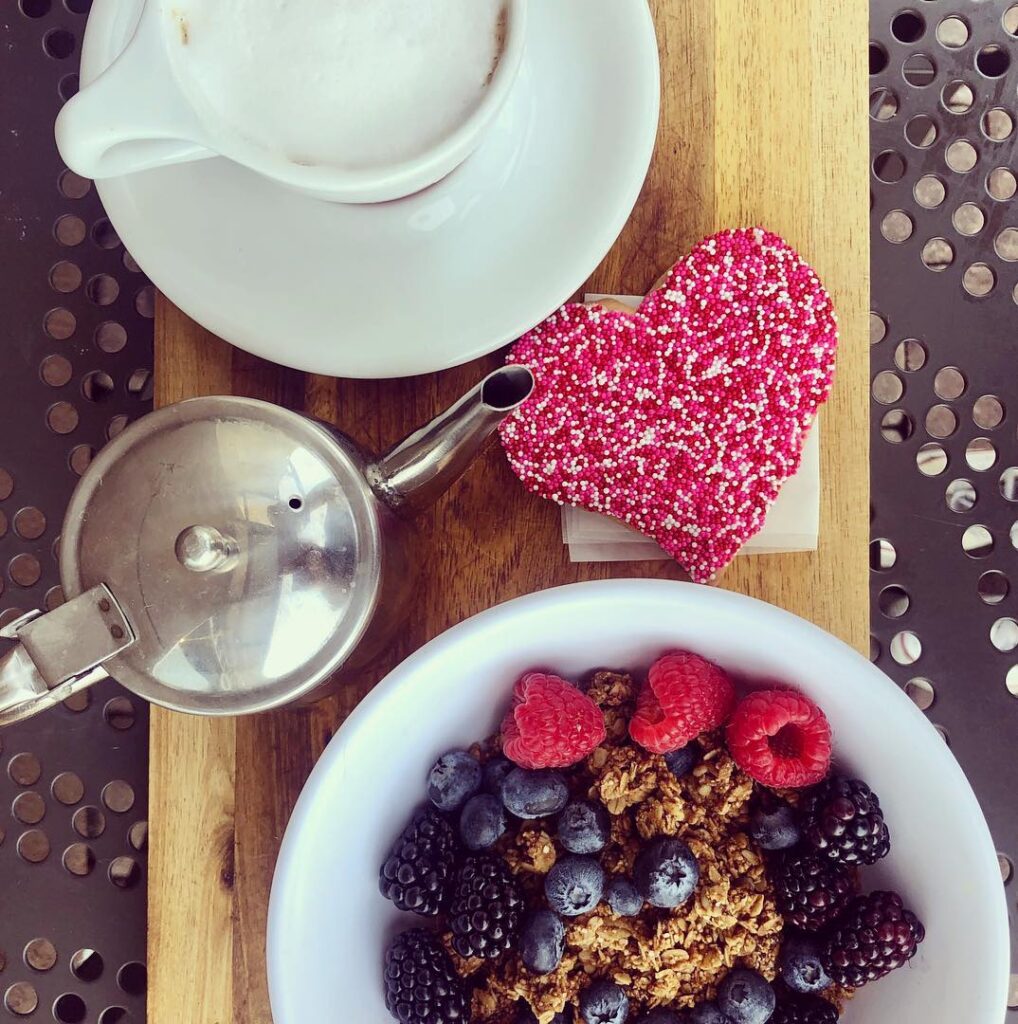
[266,580,1009,1024]
[378,654,923,1023]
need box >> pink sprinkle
[498,228,839,583]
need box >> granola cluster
[451,671,784,1024]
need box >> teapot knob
[174,525,239,574]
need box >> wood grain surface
[149,2,869,1020]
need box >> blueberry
[502,768,570,819]
[545,855,605,916]
[557,800,611,855]
[717,969,775,1024]
[459,793,507,850]
[663,741,702,778]
[520,908,566,975]
[633,838,699,909]
[749,802,802,852]
[634,1011,684,1024]
[686,1005,730,1024]
[605,876,643,917]
[579,979,630,1024]
[483,755,514,796]
[779,933,833,994]
[427,750,482,812]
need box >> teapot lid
[59,397,381,715]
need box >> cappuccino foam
[166,0,506,170]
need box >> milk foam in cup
[166,0,507,171]
[54,0,526,203]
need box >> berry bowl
[267,579,1009,1023]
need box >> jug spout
[369,365,535,517]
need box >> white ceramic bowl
[268,580,1009,1023]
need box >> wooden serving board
[149,1,868,1020]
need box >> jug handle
[54,2,213,180]
[0,586,134,727]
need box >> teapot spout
[368,365,534,517]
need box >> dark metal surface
[869,0,1018,1009]
[0,1,151,1020]
[1,0,1017,1020]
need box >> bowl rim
[267,578,1011,1021]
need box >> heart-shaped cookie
[499,228,838,582]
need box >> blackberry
[448,854,524,959]
[771,991,839,1024]
[822,890,925,988]
[772,850,855,933]
[380,807,459,917]
[801,777,890,867]
[383,928,469,1024]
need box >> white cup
[55,0,527,204]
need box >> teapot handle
[0,645,110,727]
[0,585,134,728]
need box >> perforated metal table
[0,2,150,1022]
[0,0,1015,1022]
[869,0,1018,1011]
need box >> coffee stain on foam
[486,5,508,84]
[170,9,190,45]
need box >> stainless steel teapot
[0,365,534,726]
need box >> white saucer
[81,0,660,379]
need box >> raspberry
[501,672,606,770]
[726,690,831,788]
[629,653,735,754]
